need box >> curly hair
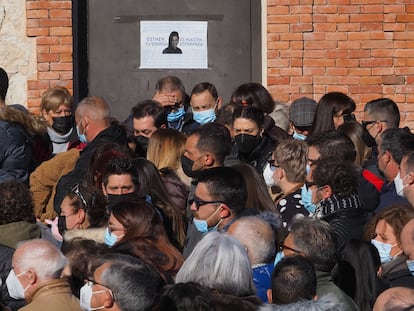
[0,180,35,225]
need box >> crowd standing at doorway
[1,68,414,311]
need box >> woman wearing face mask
[365,204,414,288]
[232,106,277,175]
[54,184,108,243]
[104,199,184,283]
[40,86,83,155]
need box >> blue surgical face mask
[371,239,397,264]
[274,251,285,267]
[301,184,316,214]
[104,227,122,247]
[306,164,311,175]
[167,106,185,122]
[293,131,307,141]
[193,206,222,234]
[193,108,216,125]
[76,124,88,144]
[406,260,414,276]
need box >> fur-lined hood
[63,227,105,244]
[0,106,47,136]
[259,294,344,311]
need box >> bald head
[401,218,414,260]
[227,216,275,265]
[374,287,414,311]
[14,239,66,282]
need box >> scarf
[315,193,361,218]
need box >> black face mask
[181,155,199,178]
[235,133,260,154]
[362,127,377,148]
[57,215,67,235]
[52,115,74,134]
[107,192,140,207]
[135,136,149,156]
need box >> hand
[153,92,177,107]
[45,217,63,242]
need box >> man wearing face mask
[190,167,247,236]
[131,100,167,157]
[54,96,129,215]
[40,86,82,155]
[288,97,316,141]
[81,253,162,311]
[6,239,82,311]
[181,82,222,136]
[362,98,401,180]
[181,123,232,257]
[399,152,414,206]
[375,128,414,212]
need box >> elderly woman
[175,232,261,310]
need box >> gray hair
[228,216,275,265]
[100,254,162,311]
[76,96,111,121]
[290,218,336,272]
[14,239,66,282]
[175,232,255,297]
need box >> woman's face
[60,196,81,230]
[171,36,179,49]
[233,118,261,137]
[42,104,72,127]
[108,213,126,243]
[374,219,402,257]
[333,110,345,129]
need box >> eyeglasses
[71,184,88,208]
[361,120,388,129]
[189,195,224,211]
[268,159,280,172]
[86,278,115,300]
[280,244,302,254]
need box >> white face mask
[6,269,30,300]
[394,172,410,197]
[263,162,276,187]
[80,281,108,311]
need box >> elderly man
[6,239,81,311]
[228,216,276,302]
[83,253,162,311]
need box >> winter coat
[19,278,82,311]
[30,148,80,221]
[54,123,128,214]
[381,255,414,289]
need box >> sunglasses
[189,195,224,211]
[268,159,280,172]
[71,184,88,208]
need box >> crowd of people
[1,67,414,311]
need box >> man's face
[399,156,413,198]
[90,262,113,310]
[190,182,222,227]
[363,111,381,143]
[305,166,323,204]
[133,116,157,138]
[190,90,217,112]
[183,134,206,171]
[308,146,321,166]
[102,174,136,195]
[282,233,303,257]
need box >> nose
[190,201,197,211]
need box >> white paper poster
[140,21,208,69]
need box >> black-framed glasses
[361,120,388,129]
[268,159,280,172]
[189,195,224,211]
[280,244,302,254]
[71,184,88,208]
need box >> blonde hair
[40,86,72,112]
[147,128,189,183]
[274,139,308,183]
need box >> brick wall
[24,1,414,127]
[26,0,72,114]
[267,0,414,128]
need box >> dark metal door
[86,0,261,121]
